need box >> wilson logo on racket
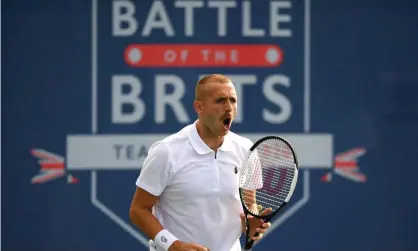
[262,168,290,196]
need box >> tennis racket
[239,136,299,251]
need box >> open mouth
[222,117,231,130]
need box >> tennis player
[130,74,271,251]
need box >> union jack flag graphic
[321,148,367,183]
[30,149,78,184]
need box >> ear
[194,100,202,114]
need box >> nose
[225,99,233,112]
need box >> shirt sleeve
[135,141,171,196]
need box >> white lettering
[112,1,138,36]
[112,1,293,38]
[230,50,238,63]
[201,49,210,62]
[242,0,265,37]
[155,75,190,124]
[180,50,189,62]
[214,50,226,62]
[111,74,293,125]
[142,1,175,37]
[112,75,145,123]
[270,1,292,37]
[175,0,204,37]
[208,0,237,37]
[163,50,189,63]
[199,49,239,63]
[262,75,292,124]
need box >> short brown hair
[195,74,232,100]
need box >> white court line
[90,171,149,246]
[304,0,311,133]
[91,0,98,134]
[0,1,3,246]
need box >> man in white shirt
[129,74,271,251]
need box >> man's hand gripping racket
[239,136,299,250]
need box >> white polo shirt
[135,120,253,251]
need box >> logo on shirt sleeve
[234,166,238,174]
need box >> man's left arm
[240,189,271,241]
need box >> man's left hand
[240,207,272,241]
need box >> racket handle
[243,232,259,250]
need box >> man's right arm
[129,187,165,241]
[129,141,178,249]
[131,187,197,251]
[129,142,209,251]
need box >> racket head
[238,136,299,220]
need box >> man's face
[196,81,237,136]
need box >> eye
[215,97,226,103]
[230,97,237,103]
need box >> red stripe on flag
[124,44,284,67]
[40,162,64,170]
[335,161,358,168]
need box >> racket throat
[245,218,250,238]
[244,217,258,248]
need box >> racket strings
[252,153,295,170]
[255,142,294,155]
[247,169,295,212]
[255,144,295,164]
[241,189,290,207]
[240,139,296,215]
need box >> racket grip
[243,232,259,250]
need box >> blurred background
[2,0,418,250]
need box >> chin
[219,131,228,136]
[219,128,229,136]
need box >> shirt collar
[188,120,234,155]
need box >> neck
[196,119,224,151]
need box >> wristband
[154,229,179,251]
